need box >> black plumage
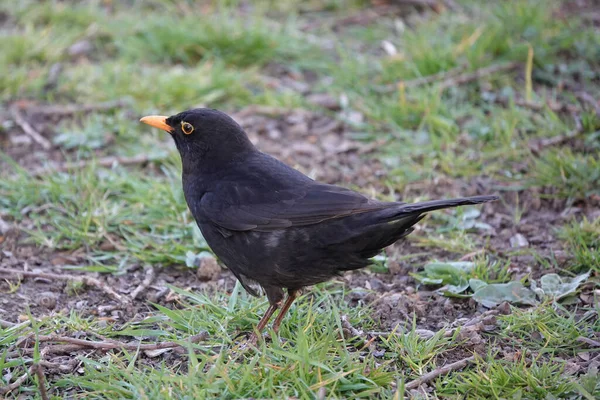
[141,108,498,339]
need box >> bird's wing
[200,182,389,232]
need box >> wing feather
[201,183,388,232]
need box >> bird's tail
[329,194,498,271]
[342,195,498,261]
[394,195,499,215]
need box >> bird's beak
[140,115,172,133]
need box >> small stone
[510,233,529,248]
[0,218,12,234]
[368,278,384,291]
[306,93,340,110]
[482,315,497,327]
[9,135,32,145]
[68,40,94,58]
[267,129,282,140]
[75,300,87,310]
[145,348,172,358]
[96,319,108,329]
[496,301,511,315]
[414,329,435,339]
[342,110,364,125]
[196,255,221,281]
[36,292,58,309]
[381,40,398,56]
[443,298,454,312]
[563,362,580,375]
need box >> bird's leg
[247,287,284,344]
[255,303,279,333]
[272,289,300,333]
[247,304,279,345]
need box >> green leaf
[413,261,475,295]
[445,278,470,295]
[472,281,538,308]
[539,271,590,300]
[425,261,475,274]
[469,278,488,292]
[413,276,444,285]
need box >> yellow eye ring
[181,122,194,135]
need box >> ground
[0,0,599,398]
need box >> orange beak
[140,115,172,132]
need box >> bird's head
[140,108,254,172]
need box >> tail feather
[395,195,498,215]
[353,195,497,256]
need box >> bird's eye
[181,122,194,135]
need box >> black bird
[141,109,497,341]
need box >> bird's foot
[232,331,270,352]
[247,332,259,346]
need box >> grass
[558,217,600,273]
[1,0,599,398]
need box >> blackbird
[141,109,497,341]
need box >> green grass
[558,217,600,273]
[529,149,600,201]
[0,161,204,267]
[1,286,454,399]
[499,304,599,353]
[438,354,592,399]
[1,0,599,398]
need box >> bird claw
[232,331,270,352]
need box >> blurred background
[1,0,599,398]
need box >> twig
[576,91,600,117]
[43,63,63,93]
[405,355,476,390]
[27,99,130,117]
[2,358,68,371]
[130,265,156,300]
[30,154,157,177]
[340,315,378,352]
[438,62,520,91]
[377,62,518,94]
[0,364,35,395]
[0,348,49,395]
[443,309,500,338]
[366,310,499,339]
[577,336,600,348]
[356,138,390,156]
[328,6,393,31]
[459,249,485,261]
[34,363,50,400]
[377,65,466,93]
[528,112,583,154]
[36,332,208,351]
[340,315,364,341]
[0,267,127,304]
[405,66,466,88]
[0,319,15,328]
[41,344,85,355]
[9,106,52,150]
[495,97,578,114]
